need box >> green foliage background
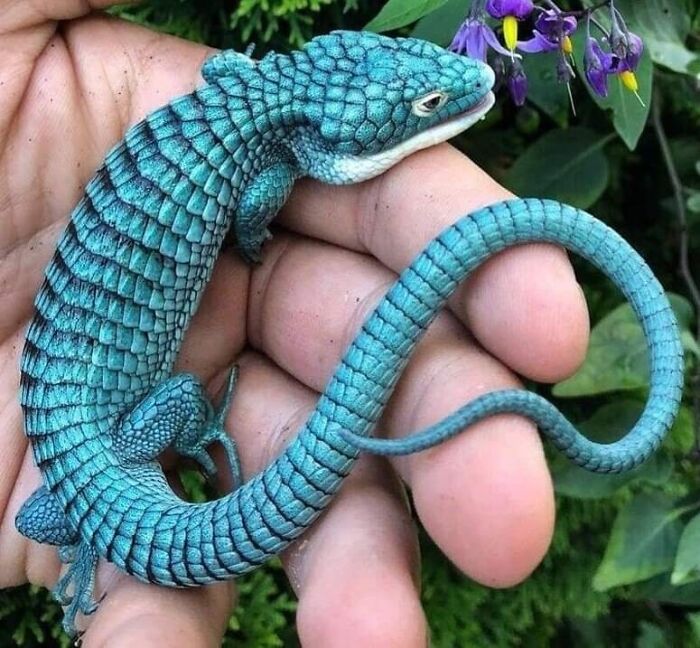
[1,1,699,646]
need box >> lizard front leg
[112,369,241,487]
[234,162,296,263]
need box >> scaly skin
[14,31,684,636]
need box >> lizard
[13,30,684,637]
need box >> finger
[2,1,125,35]
[3,438,237,646]
[248,233,554,585]
[292,459,427,648]
[280,143,589,382]
[229,353,428,647]
[384,329,555,586]
[82,567,234,647]
[174,250,249,384]
[4,13,216,256]
[0,2,128,132]
[60,13,210,136]
[2,17,213,299]
[1,447,61,589]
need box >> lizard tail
[336,198,684,471]
[338,197,685,472]
[73,198,684,585]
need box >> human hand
[0,2,589,645]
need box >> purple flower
[624,32,644,69]
[507,59,528,105]
[517,30,559,53]
[584,37,613,97]
[606,19,644,97]
[609,8,644,71]
[535,10,577,38]
[519,9,577,53]
[450,17,512,60]
[610,31,644,72]
[485,0,534,20]
[486,0,534,51]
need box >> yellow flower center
[503,15,518,52]
[619,70,639,92]
[561,35,573,55]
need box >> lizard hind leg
[16,485,78,546]
[172,367,242,487]
[112,369,242,488]
[15,487,99,637]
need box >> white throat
[329,91,495,184]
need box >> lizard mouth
[421,91,496,145]
[327,91,496,184]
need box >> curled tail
[340,198,684,472]
[26,199,685,605]
[339,198,684,472]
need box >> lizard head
[287,30,495,184]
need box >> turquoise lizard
[14,31,684,636]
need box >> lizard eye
[412,91,448,117]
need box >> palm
[0,3,589,646]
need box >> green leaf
[667,406,696,454]
[522,52,570,127]
[178,468,208,503]
[673,512,700,585]
[552,401,672,499]
[688,192,700,214]
[688,613,700,641]
[554,294,695,397]
[682,330,700,359]
[668,139,700,177]
[365,0,448,32]
[572,32,653,151]
[593,493,686,591]
[411,0,466,45]
[504,127,612,209]
[668,296,696,334]
[630,572,700,606]
[636,622,667,648]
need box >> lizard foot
[175,367,242,488]
[233,160,296,265]
[235,228,272,265]
[53,542,101,638]
[114,371,242,488]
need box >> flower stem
[557,0,611,20]
[652,89,700,453]
[589,15,611,38]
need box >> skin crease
[0,2,591,646]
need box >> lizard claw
[176,368,242,488]
[183,421,242,488]
[52,542,100,638]
[236,228,272,265]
